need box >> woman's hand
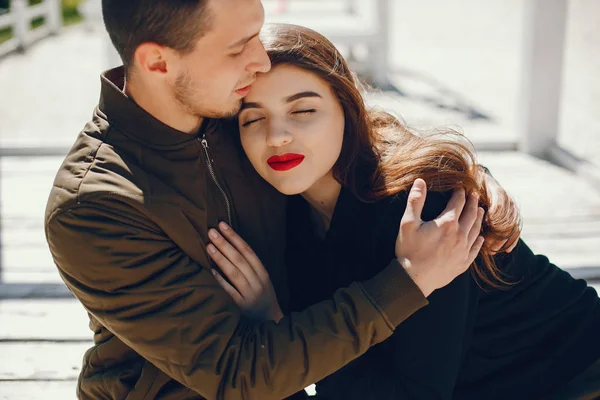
[206,222,284,323]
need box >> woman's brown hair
[259,23,521,288]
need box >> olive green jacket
[44,67,428,400]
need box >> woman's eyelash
[242,109,316,127]
[292,109,316,115]
[242,118,263,127]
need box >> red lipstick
[267,153,305,171]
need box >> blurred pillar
[347,0,358,15]
[46,0,62,34]
[518,0,568,157]
[81,0,121,69]
[12,0,28,50]
[372,0,390,88]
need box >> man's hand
[207,222,284,323]
[396,179,484,297]
[482,171,521,254]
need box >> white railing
[0,0,62,57]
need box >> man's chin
[200,100,242,120]
[223,100,243,118]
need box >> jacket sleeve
[45,197,428,400]
[315,271,475,400]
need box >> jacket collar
[97,67,246,177]
[98,67,220,148]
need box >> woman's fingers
[207,227,262,289]
[210,268,244,305]
[217,222,271,282]
[206,242,253,295]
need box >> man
[44,1,513,399]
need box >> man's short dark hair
[102,0,212,71]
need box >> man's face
[172,0,271,119]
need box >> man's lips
[235,79,256,97]
[235,84,253,96]
[267,153,305,171]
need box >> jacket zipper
[199,135,233,226]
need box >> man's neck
[124,77,203,134]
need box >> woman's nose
[266,126,293,148]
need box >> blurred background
[0,0,598,398]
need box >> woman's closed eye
[292,109,316,116]
[241,109,316,127]
[241,117,264,127]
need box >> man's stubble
[174,70,242,121]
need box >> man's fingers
[438,187,466,223]
[459,193,479,233]
[490,234,520,254]
[467,236,485,266]
[506,237,519,253]
[210,268,244,304]
[217,222,270,282]
[402,179,427,228]
[489,238,507,254]
[208,228,261,288]
[467,207,484,246]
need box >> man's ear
[133,42,170,75]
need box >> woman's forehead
[247,65,331,101]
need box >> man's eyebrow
[285,91,322,103]
[228,32,260,49]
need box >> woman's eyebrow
[285,91,322,103]
[240,91,322,111]
[240,102,262,111]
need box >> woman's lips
[267,153,305,171]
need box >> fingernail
[210,269,216,276]
[209,229,218,239]
[478,208,484,218]
[219,222,229,230]
[207,244,216,254]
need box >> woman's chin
[269,180,310,196]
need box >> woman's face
[238,64,345,195]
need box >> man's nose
[246,40,271,74]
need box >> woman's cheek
[240,132,259,164]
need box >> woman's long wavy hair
[259,23,521,288]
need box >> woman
[207,24,600,399]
